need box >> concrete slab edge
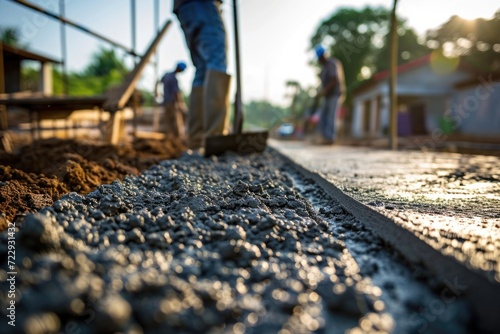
[275,149,500,333]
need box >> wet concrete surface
[0,151,476,333]
[270,140,500,284]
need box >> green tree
[285,80,301,119]
[82,47,129,93]
[21,67,40,91]
[374,25,429,72]
[0,27,23,47]
[426,11,500,73]
[52,70,104,96]
[0,28,131,97]
[285,80,315,122]
[84,47,128,77]
[244,100,289,129]
[52,47,130,96]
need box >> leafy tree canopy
[0,27,23,47]
[53,47,130,96]
[285,80,316,121]
[244,100,289,130]
[84,47,129,78]
[426,11,500,73]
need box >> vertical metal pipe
[131,0,138,137]
[154,0,160,84]
[131,0,137,62]
[232,0,243,134]
[59,0,68,94]
[152,0,161,132]
[0,42,8,151]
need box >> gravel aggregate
[0,151,475,333]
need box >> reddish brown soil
[0,137,185,229]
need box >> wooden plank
[103,20,171,112]
[133,131,166,140]
[102,110,123,144]
[0,95,106,110]
[2,43,61,64]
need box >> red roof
[372,54,432,81]
[353,53,480,95]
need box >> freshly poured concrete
[270,140,500,283]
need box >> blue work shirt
[161,72,179,104]
[319,57,345,98]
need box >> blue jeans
[176,1,227,87]
[318,94,341,141]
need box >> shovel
[204,0,268,156]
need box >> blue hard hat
[315,45,326,58]
[176,61,187,71]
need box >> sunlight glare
[451,5,496,21]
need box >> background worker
[156,61,187,141]
[173,0,231,149]
[314,45,346,145]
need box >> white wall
[351,62,475,138]
[397,65,471,96]
[421,96,448,132]
[451,82,500,136]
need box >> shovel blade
[204,131,268,156]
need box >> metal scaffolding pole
[59,0,68,94]
[130,0,138,137]
[154,0,160,84]
[232,0,244,133]
[9,0,137,56]
[131,0,137,62]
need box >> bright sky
[1,0,498,106]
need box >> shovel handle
[232,0,243,134]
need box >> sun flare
[452,5,498,21]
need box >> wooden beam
[103,20,171,112]
[388,0,399,150]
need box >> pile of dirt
[0,137,185,228]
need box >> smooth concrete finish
[270,139,500,284]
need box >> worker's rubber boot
[203,70,231,137]
[188,86,204,149]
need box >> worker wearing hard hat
[314,45,346,145]
[156,61,188,141]
[173,0,230,149]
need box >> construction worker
[156,61,187,141]
[173,0,231,149]
[314,45,346,145]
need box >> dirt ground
[0,137,185,228]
